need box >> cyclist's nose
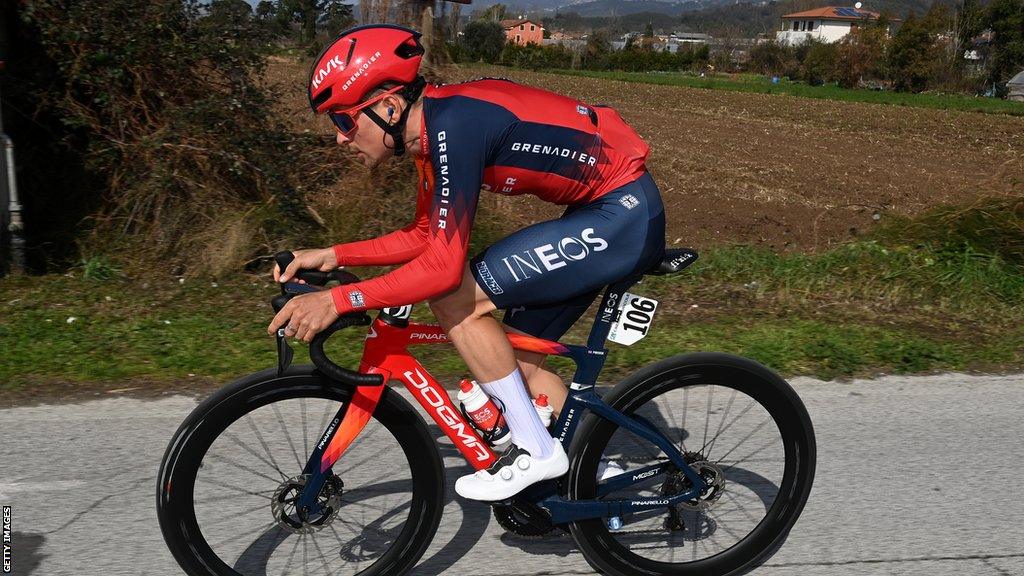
[336,131,349,145]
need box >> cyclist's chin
[362,152,391,169]
[353,150,373,167]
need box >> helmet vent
[395,40,424,60]
[311,87,332,109]
[344,39,357,70]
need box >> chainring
[492,499,559,538]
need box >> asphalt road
[1,372,1023,576]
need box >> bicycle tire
[567,352,816,576]
[157,366,445,576]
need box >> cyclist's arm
[331,175,432,266]
[329,133,484,314]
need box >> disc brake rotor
[270,474,344,534]
[660,454,727,513]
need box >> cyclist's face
[335,98,399,169]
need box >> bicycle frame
[292,276,707,524]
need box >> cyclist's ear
[381,93,406,123]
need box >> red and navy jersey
[330,78,650,315]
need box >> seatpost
[586,276,641,350]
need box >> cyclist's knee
[515,349,546,380]
[428,268,496,329]
[428,297,466,329]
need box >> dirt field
[268,58,1024,251]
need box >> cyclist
[268,24,666,501]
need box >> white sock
[480,369,554,460]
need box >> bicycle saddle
[645,248,699,276]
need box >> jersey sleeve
[332,160,433,266]
[329,105,490,315]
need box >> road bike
[156,248,816,576]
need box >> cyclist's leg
[427,265,510,381]
[505,330,569,417]
[438,172,666,500]
[428,266,558,462]
[430,266,569,501]
[500,292,602,415]
[470,171,667,410]
[425,279,559,410]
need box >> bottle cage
[459,396,508,445]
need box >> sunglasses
[328,86,404,136]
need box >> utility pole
[0,112,25,276]
[0,12,25,275]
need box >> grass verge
[544,69,1024,116]
[3,223,1021,395]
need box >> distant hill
[543,10,690,35]
[535,0,956,37]
[556,0,697,17]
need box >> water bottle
[533,394,554,429]
[457,379,512,448]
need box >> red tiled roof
[782,6,882,20]
[500,19,542,29]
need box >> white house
[776,6,890,46]
[667,32,713,44]
[609,32,712,52]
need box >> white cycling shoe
[455,442,569,502]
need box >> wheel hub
[270,474,344,534]
[662,454,727,512]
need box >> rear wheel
[568,353,816,576]
[157,367,445,576]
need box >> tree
[748,40,793,76]
[954,0,987,65]
[478,4,508,22]
[255,0,276,22]
[205,0,253,25]
[889,11,945,92]
[643,22,654,38]
[985,0,1024,93]
[801,40,838,85]
[298,0,317,45]
[834,20,890,87]
[273,0,354,48]
[583,30,612,69]
[462,20,506,63]
[17,0,286,272]
[319,0,354,38]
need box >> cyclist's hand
[267,290,339,343]
[274,248,340,283]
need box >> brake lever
[276,328,294,375]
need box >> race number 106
[620,296,657,335]
[608,293,659,346]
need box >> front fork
[293,373,387,517]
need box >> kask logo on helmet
[311,55,344,90]
[342,51,383,92]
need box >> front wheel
[568,353,816,576]
[157,367,445,576]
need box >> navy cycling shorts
[470,172,666,341]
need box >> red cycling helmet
[308,24,425,114]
